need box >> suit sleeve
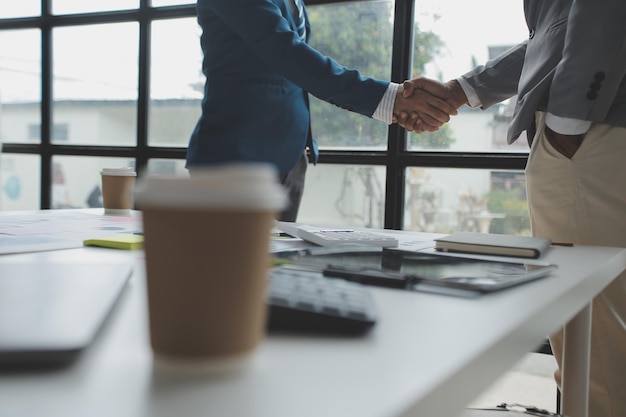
[548,0,626,121]
[202,0,389,117]
[458,42,527,109]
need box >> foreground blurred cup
[100,167,137,215]
[134,163,287,373]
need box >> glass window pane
[146,159,188,176]
[149,18,203,147]
[53,23,138,146]
[52,0,138,15]
[410,0,528,152]
[151,0,193,6]
[409,109,525,152]
[404,168,530,235]
[52,156,135,210]
[0,2,40,18]
[307,1,393,150]
[299,164,386,229]
[0,29,41,144]
[0,154,40,210]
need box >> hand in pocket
[545,127,584,159]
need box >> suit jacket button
[587,90,598,100]
[594,72,606,81]
[590,81,602,90]
[529,29,535,39]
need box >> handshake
[393,77,469,133]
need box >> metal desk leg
[560,303,592,417]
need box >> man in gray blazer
[401,1,626,416]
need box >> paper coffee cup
[100,167,136,215]
[135,163,287,373]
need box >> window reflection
[299,164,386,229]
[146,159,188,176]
[307,1,393,149]
[52,23,138,146]
[404,168,529,235]
[0,154,40,210]
[410,0,528,153]
[0,30,41,144]
[151,0,194,6]
[0,2,39,18]
[52,0,138,15]
[149,18,203,147]
[51,156,135,210]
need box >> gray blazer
[460,0,626,143]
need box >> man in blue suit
[401,1,626,415]
[187,0,456,221]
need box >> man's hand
[392,83,458,133]
[396,77,468,132]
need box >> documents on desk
[0,210,143,254]
[273,221,437,252]
[291,225,400,247]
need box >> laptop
[0,261,132,368]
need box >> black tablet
[274,246,557,297]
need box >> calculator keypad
[267,266,377,335]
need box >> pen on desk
[323,266,410,289]
[271,232,293,238]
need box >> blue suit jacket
[187,0,390,175]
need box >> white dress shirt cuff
[545,113,591,135]
[455,77,481,108]
[372,82,400,125]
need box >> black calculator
[266,265,377,335]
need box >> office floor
[467,352,559,413]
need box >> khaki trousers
[526,114,626,417]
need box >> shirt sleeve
[545,113,592,135]
[455,77,482,108]
[372,82,400,125]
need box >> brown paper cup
[134,164,287,373]
[101,167,136,215]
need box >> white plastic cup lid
[135,163,288,211]
[101,167,137,177]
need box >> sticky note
[84,234,144,250]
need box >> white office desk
[0,234,624,417]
